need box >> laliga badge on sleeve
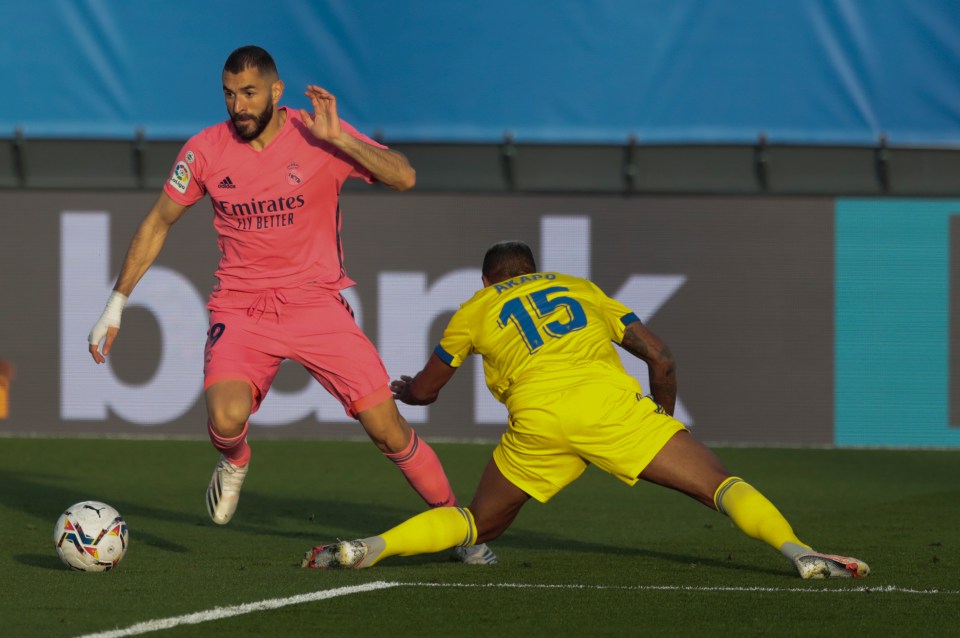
[169,161,191,194]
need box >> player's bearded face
[223,68,278,141]
[231,100,273,141]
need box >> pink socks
[207,419,251,467]
[384,429,456,508]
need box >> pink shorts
[203,285,391,418]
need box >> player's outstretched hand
[300,85,342,143]
[390,375,415,403]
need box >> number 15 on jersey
[498,286,587,354]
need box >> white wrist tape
[88,291,128,345]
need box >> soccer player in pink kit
[87,45,495,565]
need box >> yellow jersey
[435,272,643,409]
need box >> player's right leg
[204,380,254,525]
[468,457,532,543]
[302,506,478,569]
[303,456,530,569]
[201,303,279,526]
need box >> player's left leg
[293,291,460,510]
[298,291,498,564]
[640,430,868,578]
[357,396,457,508]
[640,430,809,550]
[640,431,810,551]
[356,397,498,562]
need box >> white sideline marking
[74,580,959,637]
[73,581,398,638]
[409,582,960,595]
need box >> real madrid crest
[286,162,303,186]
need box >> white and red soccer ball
[53,501,129,572]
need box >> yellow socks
[714,477,811,559]
[361,506,478,567]
[361,479,811,567]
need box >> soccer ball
[53,501,129,572]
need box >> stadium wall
[1,190,956,447]
[2,2,958,447]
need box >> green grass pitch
[1,438,957,637]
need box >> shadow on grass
[0,468,195,554]
[234,489,783,577]
[356,530,784,577]
[13,554,67,570]
[1,468,781,578]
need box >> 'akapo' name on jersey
[214,194,306,231]
[493,273,557,294]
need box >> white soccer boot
[794,552,870,579]
[206,456,249,525]
[455,543,498,565]
[302,540,370,569]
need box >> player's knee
[207,402,250,437]
[377,425,411,454]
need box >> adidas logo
[218,176,236,189]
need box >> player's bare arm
[114,193,191,295]
[620,320,677,415]
[300,85,416,191]
[391,354,457,405]
[88,192,190,363]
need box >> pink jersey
[163,107,384,294]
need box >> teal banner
[836,200,960,446]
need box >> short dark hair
[223,45,278,77]
[482,241,538,283]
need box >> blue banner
[2,0,959,143]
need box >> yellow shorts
[493,383,686,503]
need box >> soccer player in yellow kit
[303,241,869,579]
